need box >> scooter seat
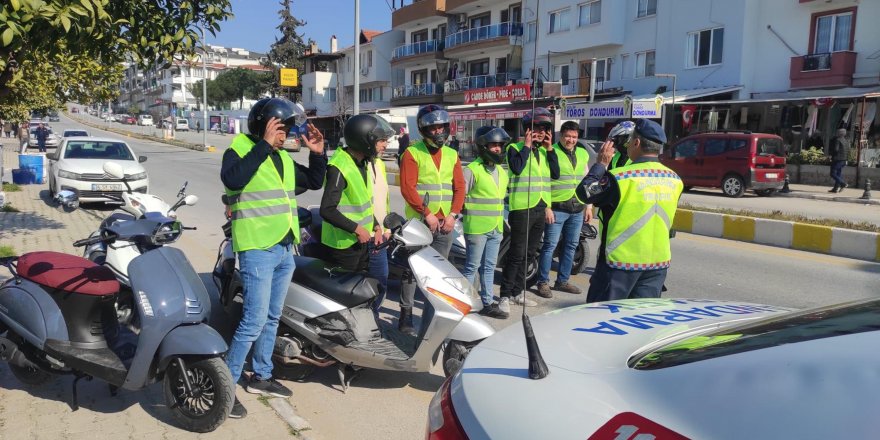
[292,256,378,308]
[17,251,119,297]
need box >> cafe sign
[464,84,531,104]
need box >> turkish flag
[681,105,697,131]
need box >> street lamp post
[655,73,677,140]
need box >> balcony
[443,73,520,94]
[392,0,446,28]
[443,23,523,54]
[391,83,443,106]
[790,51,857,89]
[392,39,444,63]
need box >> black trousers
[323,242,369,273]
[500,207,545,298]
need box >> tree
[0,0,233,108]
[215,67,267,109]
[261,0,308,99]
[187,78,226,110]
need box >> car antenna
[521,0,548,380]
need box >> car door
[698,136,730,186]
[664,139,701,186]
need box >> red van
[661,131,786,197]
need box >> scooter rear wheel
[10,361,52,386]
[163,357,234,433]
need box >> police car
[427,298,880,439]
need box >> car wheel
[721,174,745,198]
[48,176,56,198]
[755,189,776,197]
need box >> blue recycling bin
[18,154,44,184]
[12,168,36,184]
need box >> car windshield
[630,298,880,370]
[64,141,134,160]
[757,138,783,156]
[64,131,88,137]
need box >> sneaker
[498,297,511,314]
[511,293,538,307]
[838,183,849,192]
[554,281,582,294]
[229,397,247,419]
[534,282,553,298]
[246,376,293,398]
[478,303,509,319]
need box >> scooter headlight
[151,221,182,245]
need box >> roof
[361,30,382,44]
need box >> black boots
[829,185,840,193]
[398,306,416,336]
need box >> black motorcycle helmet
[474,126,510,164]
[416,104,450,150]
[247,97,301,139]
[522,107,554,131]
[607,120,636,152]
[343,114,394,160]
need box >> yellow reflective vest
[507,142,551,210]
[605,162,683,270]
[404,141,457,220]
[463,159,508,234]
[322,148,374,249]
[225,134,300,252]
[550,144,590,203]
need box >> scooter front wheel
[163,357,234,433]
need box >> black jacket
[829,136,850,162]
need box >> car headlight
[126,172,148,180]
[58,169,82,179]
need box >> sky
[211,0,393,54]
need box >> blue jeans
[368,241,389,313]
[538,210,584,285]
[462,230,502,306]
[830,160,846,187]
[226,243,295,383]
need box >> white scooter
[213,212,495,390]
[81,162,198,322]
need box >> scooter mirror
[183,194,199,206]
[384,212,405,230]
[103,162,125,180]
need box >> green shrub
[2,183,21,192]
[787,147,830,165]
[0,245,14,257]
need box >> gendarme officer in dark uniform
[575,119,683,303]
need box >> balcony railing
[801,52,832,71]
[393,40,444,60]
[393,83,439,99]
[444,22,523,50]
[443,73,519,93]
[790,51,856,89]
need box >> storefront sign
[464,84,531,104]
[631,95,664,119]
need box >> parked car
[429,297,880,440]
[47,137,149,203]
[137,114,154,126]
[71,107,80,114]
[27,127,62,150]
[661,131,786,197]
[48,111,60,122]
[62,129,90,138]
[174,118,190,131]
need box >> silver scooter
[214,212,495,390]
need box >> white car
[174,118,190,131]
[138,114,154,126]
[27,126,62,150]
[428,298,880,440]
[48,137,149,203]
[62,129,90,138]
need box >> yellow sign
[279,68,298,87]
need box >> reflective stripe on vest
[507,142,551,210]
[463,159,508,234]
[551,145,590,202]
[404,141,458,219]
[321,148,374,249]
[225,133,300,252]
[610,151,632,170]
[605,163,683,271]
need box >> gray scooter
[0,216,234,432]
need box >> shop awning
[674,85,880,106]
[581,85,743,104]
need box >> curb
[776,191,879,205]
[673,208,880,262]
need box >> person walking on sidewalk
[499,108,560,314]
[399,104,466,335]
[221,98,327,419]
[34,123,49,153]
[462,126,511,319]
[576,119,683,303]
[829,128,850,193]
[536,121,592,297]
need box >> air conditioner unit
[360,66,370,76]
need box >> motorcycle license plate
[92,183,123,191]
[765,173,778,179]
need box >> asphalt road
[51,114,880,439]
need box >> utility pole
[202,24,209,150]
[353,0,360,115]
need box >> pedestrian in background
[535,121,592,298]
[34,123,49,153]
[828,128,850,193]
[3,120,11,138]
[461,126,511,319]
[196,119,201,133]
[576,119,683,303]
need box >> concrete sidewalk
[0,142,316,439]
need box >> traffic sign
[280,68,298,87]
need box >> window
[368,50,373,68]
[729,139,748,151]
[703,138,727,156]
[496,57,508,75]
[412,69,428,85]
[432,25,446,41]
[552,64,570,85]
[595,57,612,82]
[308,87,314,102]
[637,0,657,18]
[620,54,630,79]
[470,13,490,29]
[412,29,429,43]
[635,50,655,77]
[579,1,601,26]
[526,21,537,42]
[674,140,698,159]
[325,88,337,103]
[549,8,570,33]
[468,59,490,77]
[347,57,351,72]
[814,11,853,53]
[688,27,724,67]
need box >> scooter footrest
[44,339,127,386]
